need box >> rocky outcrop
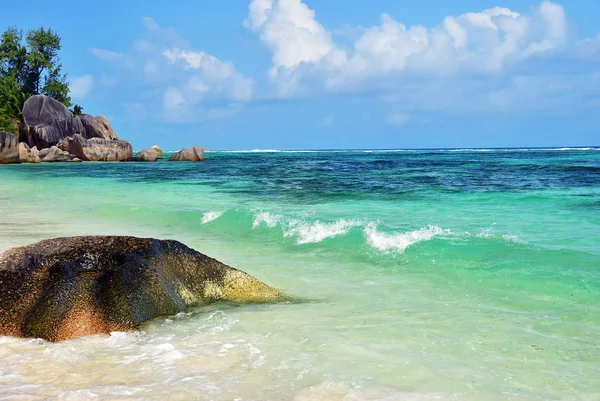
[169,146,205,162]
[18,142,41,163]
[151,145,163,157]
[38,146,80,162]
[0,131,19,164]
[133,146,163,162]
[80,114,117,140]
[13,95,129,163]
[19,95,85,149]
[0,236,287,342]
[58,134,132,162]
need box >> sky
[1,0,599,150]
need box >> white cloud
[89,48,126,63]
[89,17,253,122]
[246,0,581,93]
[70,75,94,99]
[89,49,135,69]
[163,49,254,101]
[245,0,341,75]
[386,113,410,127]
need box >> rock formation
[132,146,163,162]
[38,146,80,162]
[80,114,117,140]
[18,143,41,163]
[58,134,132,162]
[0,131,19,164]
[19,95,86,149]
[169,146,205,162]
[0,236,286,342]
[151,145,164,157]
[11,95,132,163]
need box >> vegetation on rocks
[0,26,82,135]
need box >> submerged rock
[58,134,133,161]
[169,146,205,162]
[19,95,86,149]
[0,236,287,342]
[0,131,19,164]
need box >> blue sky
[2,0,599,150]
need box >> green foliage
[0,26,75,133]
[0,75,25,135]
[71,104,83,116]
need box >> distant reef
[0,95,206,164]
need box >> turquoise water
[0,148,599,400]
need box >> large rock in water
[0,131,19,164]
[80,114,117,140]
[58,134,132,161]
[38,146,80,162]
[0,236,286,342]
[19,95,85,149]
[18,143,41,163]
[133,146,164,162]
[169,146,205,162]
[151,145,163,157]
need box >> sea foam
[364,224,448,253]
[252,211,280,229]
[283,219,363,244]
[201,211,224,224]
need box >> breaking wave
[215,210,526,253]
[201,211,224,224]
[365,224,449,253]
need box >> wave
[365,224,449,253]
[555,147,599,151]
[201,211,224,224]
[252,212,362,244]
[252,211,280,228]
[224,210,525,252]
[474,225,526,244]
[284,219,363,244]
[203,147,599,154]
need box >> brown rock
[169,146,205,162]
[0,131,19,164]
[0,236,287,342]
[150,145,164,157]
[38,146,76,162]
[135,148,161,162]
[18,143,42,163]
[58,134,133,161]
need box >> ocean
[0,148,599,400]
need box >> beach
[0,148,599,400]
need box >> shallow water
[0,148,599,400]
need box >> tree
[71,104,83,116]
[0,26,73,134]
[0,75,26,135]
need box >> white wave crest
[365,224,448,253]
[284,219,363,244]
[201,211,224,224]
[252,212,280,229]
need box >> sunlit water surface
[0,149,599,400]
